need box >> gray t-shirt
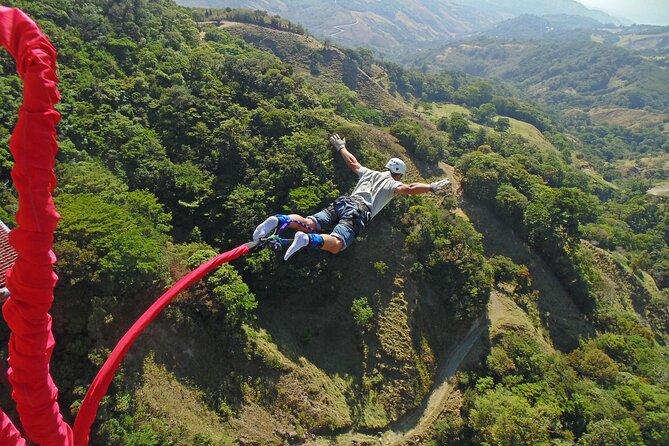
[350,166,403,219]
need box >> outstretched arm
[339,146,363,173]
[395,178,451,195]
[330,134,363,173]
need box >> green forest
[0,1,668,445]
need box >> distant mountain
[592,25,669,57]
[175,0,620,55]
[456,0,622,24]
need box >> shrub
[351,297,374,331]
[568,347,619,385]
[373,261,389,276]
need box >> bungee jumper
[253,133,452,260]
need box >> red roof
[0,220,16,288]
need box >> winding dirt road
[385,318,485,445]
[334,317,486,445]
[329,18,359,38]
[648,185,669,196]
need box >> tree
[405,204,492,319]
[447,112,471,146]
[495,117,511,132]
[464,81,494,107]
[525,186,600,248]
[495,184,529,227]
[206,263,257,325]
[489,255,531,293]
[471,103,496,125]
[351,297,373,331]
[577,419,643,446]
[415,131,449,163]
[55,193,169,295]
[390,118,424,152]
[568,347,618,385]
[468,387,554,446]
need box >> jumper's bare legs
[288,215,343,254]
[286,214,317,231]
[253,215,344,255]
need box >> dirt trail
[329,18,359,37]
[385,318,485,445]
[648,185,669,196]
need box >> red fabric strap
[0,6,72,446]
[0,411,25,446]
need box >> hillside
[0,1,667,446]
[179,0,496,53]
[482,14,607,38]
[175,0,620,55]
[221,24,669,443]
[593,25,669,58]
[411,36,669,112]
[408,31,669,183]
[219,21,420,123]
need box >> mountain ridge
[176,0,621,55]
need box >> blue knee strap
[275,214,291,226]
[308,233,324,249]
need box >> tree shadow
[460,197,596,351]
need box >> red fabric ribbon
[0,6,71,446]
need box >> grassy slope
[586,242,663,319]
[588,106,669,133]
[135,356,234,445]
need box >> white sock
[284,232,310,260]
[253,216,279,240]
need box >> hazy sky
[578,0,669,25]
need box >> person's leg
[321,234,344,254]
[284,210,344,259]
[289,211,354,259]
[287,214,318,232]
[284,232,345,259]
[267,201,354,259]
[295,201,354,256]
[254,211,328,240]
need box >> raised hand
[329,133,346,152]
[430,178,451,193]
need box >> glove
[329,133,346,152]
[430,178,451,193]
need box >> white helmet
[385,158,407,175]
